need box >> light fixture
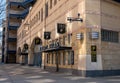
[90,32,99,39]
[76,33,83,40]
[67,13,83,22]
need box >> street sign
[57,23,66,34]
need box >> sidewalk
[0,64,120,83]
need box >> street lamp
[67,13,83,22]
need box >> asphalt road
[0,64,120,83]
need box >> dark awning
[21,52,28,55]
[42,46,72,52]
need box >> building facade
[17,0,120,77]
[2,20,6,63]
[3,0,36,63]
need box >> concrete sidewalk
[0,64,120,83]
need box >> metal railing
[8,46,16,51]
[7,50,16,54]
[8,38,17,42]
[9,9,28,15]
[9,0,34,5]
[9,0,25,3]
[9,22,20,26]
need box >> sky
[0,0,6,25]
[0,0,6,44]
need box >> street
[0,64,120,83]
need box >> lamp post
[67,13,83,73]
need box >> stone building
[17,0,120,77]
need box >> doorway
[33,52,42,67]
[32,37,42,67]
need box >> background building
[2,20,6,63]
[16,0,120,77]
[2,0,36,63]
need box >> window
[31,19,32,27]
[35,15,37,22]
[39,11,40,20]
[57,53,62,65]
[37,14,38,21]
[50,0,52,9]
[41,8,43,21]
[51,53,54,64]
[54,0,57,5]
[45,2,48,18]
[60,52,63,65]
[68,51,71,65]
[63,52,66,65]
[59,38,62,46]
[68,34,72,46]
[71,51,74,65]
[63,36,67,46]
[91,45,97,62]
[101,29,119,43]
[34,17,35,24]
[54,54,56,64]
[36,15,37,22]
[58,54,61,65]
[47,54,50,64]
[35,38,41,45]
[47,54,48,63]
[48,54,50,64]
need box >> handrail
[9,22,20,26]
[9,0,25,3]
[9,9,29,15]
[9,0,33,4]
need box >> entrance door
[33,52,42,67]
[32,37,42,67]
[25,55,28,64]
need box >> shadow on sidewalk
[0,64,120,83]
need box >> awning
[21,52,28,55]
[42,46,72,52]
